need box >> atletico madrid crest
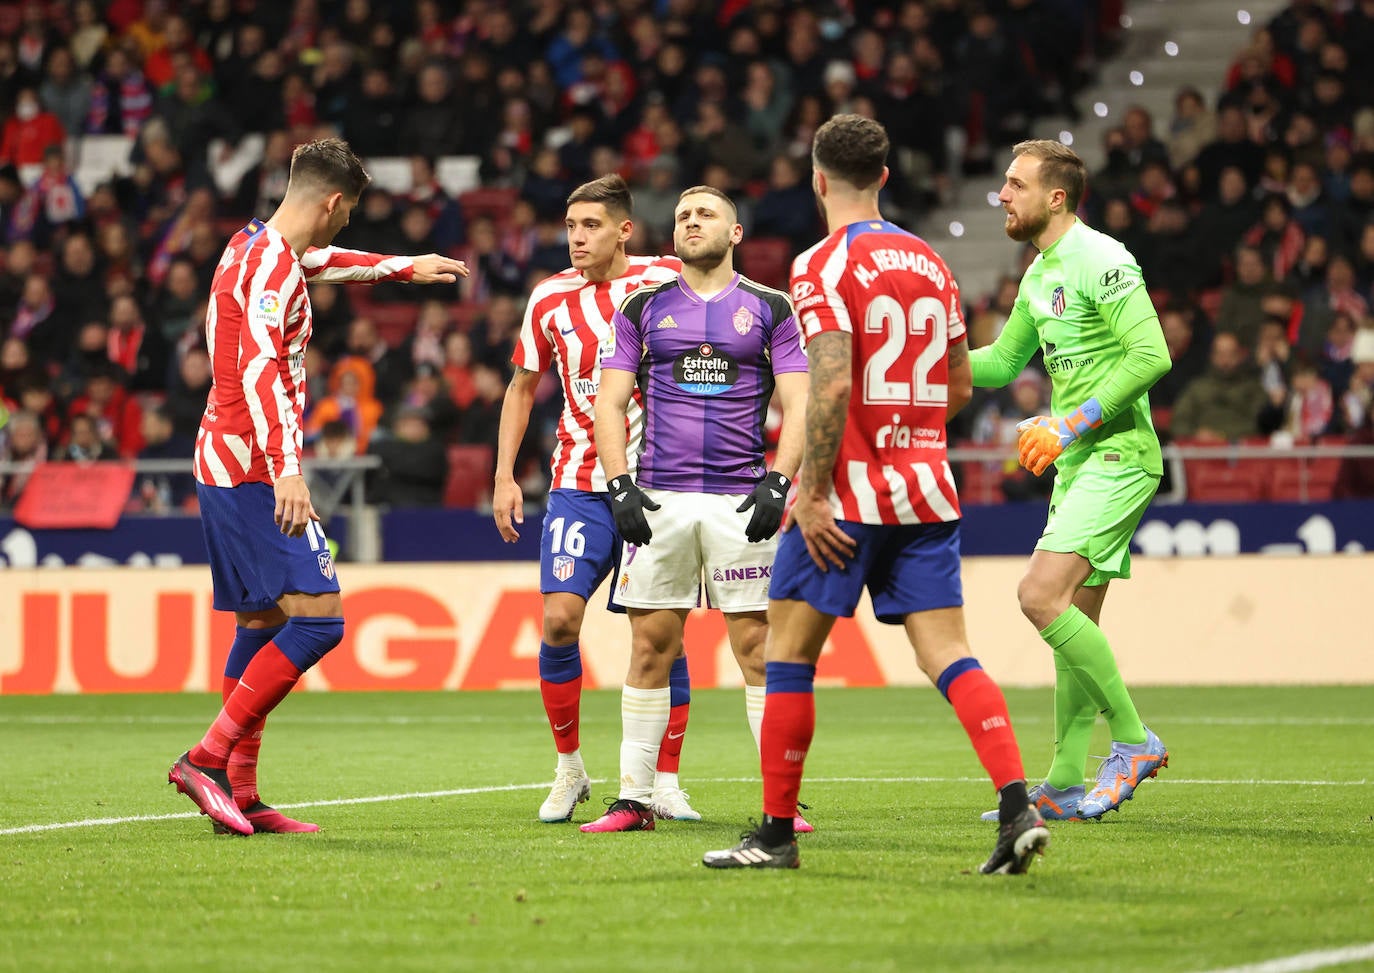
[317,551,335,580]
[732,307,753,335]
[1051,286,1066,317]
[552,554,575,581]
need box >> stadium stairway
[921,0,1291,302]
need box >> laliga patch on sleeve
[255,291,282,317]
[1095,267,1141,304]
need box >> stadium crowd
[0,0,1370,511]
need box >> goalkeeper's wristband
[1064,397,1104,440]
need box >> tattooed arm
[794,331,859,571]
[946,338,972,421]
[493,366,542,542]
[801,332,852,496]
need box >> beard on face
[1004,202,1050,243]
[678,233,732,269]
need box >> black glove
[736,470,791,543]
[608,474,660,546]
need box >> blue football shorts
[540,488,624,611]
[769,519,963,624]
[197,480,341,613]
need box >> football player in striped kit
[492,175,697,824]
[703,116,1048,874]
[168,137,467,835]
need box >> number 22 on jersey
[861,294,948,407]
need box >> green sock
[1045,648,1098,791]
[1039,606,1146,746]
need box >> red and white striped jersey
[790,220,966,525]
[513,254,682,491]
[194,219,414,488]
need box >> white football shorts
[612,489,777,613]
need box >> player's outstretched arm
[968,302,1039,389]
[407,253,469,283]
[300,247,468,284]
[493,366,540,542]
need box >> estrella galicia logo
[1050,286,1066,317]
[674,342,738,395]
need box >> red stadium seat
[736,236,793,290]
[954,458,1006,505]
[444,444,494,508]
[364,302,420,347]
[458,187,519,223]
[1266,441,1345,502]
[1182,458,1268,502]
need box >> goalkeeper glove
[1015,398,1103,476]
[608,474,660,547]
[736,470,791,543]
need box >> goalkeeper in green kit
[971,140,1170,821]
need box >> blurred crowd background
[0,0,1371,513]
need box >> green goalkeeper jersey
[970,218,1170,475]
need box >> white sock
[620,684,670,802]
[556,749,585,775]
[745,683,766,752]
[653,770,680,794]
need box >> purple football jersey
[603,273,807,493]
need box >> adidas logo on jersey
[657,315,678,329]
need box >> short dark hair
[288,137,370,200]
[567,174,633,219]
[1011,139,1087,213]
[812,114,889,190]
[676,185,737,221]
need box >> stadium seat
[736,236,793,290]
[1266,440,1346,502]
[954,458,1006,505]
[73,134,136,195]
[362,301,420,347]
[364,157,412,195]
[444,444,495,508]
[1182,458,1268,502]
[458,187,519,223]
[436,156,481,198]
[450,301,489,333]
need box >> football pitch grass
[2,687,1372,973]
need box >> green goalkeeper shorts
[1035,452,1160,587]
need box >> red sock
[760,692,815,820]
[946,668,1025,791]
[656,702,690,773]
[540,674,582,754]
[190,644,301,768]
[220,676,265,807]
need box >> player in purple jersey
[585,186,810,832]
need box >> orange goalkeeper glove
[1015,398,1103,476]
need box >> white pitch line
[2,713,1373,727]
[3,774,1370,837]
[1193,942,1374,973]
[0,782,555,836]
